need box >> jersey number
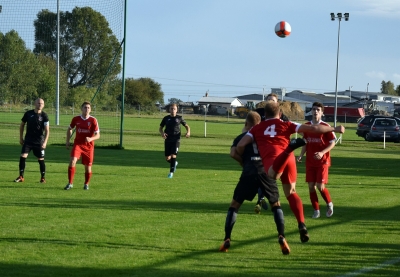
[263,124,277,137]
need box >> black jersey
[160,115,187,142]
[232,132,265,176]
[21,110,49,144]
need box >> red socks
[287,193,305,224]
[68,166,76,184]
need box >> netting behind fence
[0,0,125,146]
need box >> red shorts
[71,144,94,166]
[305,165,329,184]
[279,154,297,184]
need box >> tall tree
[395,85,400,96]
[34,7,121,89]
[0,31,40,104]
[168,98,183,104]
[380,80,396,95]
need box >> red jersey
[302,121,336,167]
[69,115,100,148]
[248,118,301,171]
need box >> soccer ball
[275,21,291,38]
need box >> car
[356,115,400,141]
[366,118,400,142]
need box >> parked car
[356,115,400,141]
[366,118,400,142]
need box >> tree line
[0,6,163,111]
[380,80,400,96]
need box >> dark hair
[266,93,279,101]
[312,102,324,112]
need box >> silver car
[367,118,400,142]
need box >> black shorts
[164,140,180,156]
[232,172,279,205]
[21,142,45,159]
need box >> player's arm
[183,124,190,138]
[314,141,336,160]
[230,146,243,166]
[42,123,49,149]
[236,134,252,156]
[298,124,345,134]
[297,145,306,162]
[66,127,72,149]
[19,121,25,145]
[159,126,167,139]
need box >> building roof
[197,96,243,105]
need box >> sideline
[336,257,400,276]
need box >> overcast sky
[126,0,400,103]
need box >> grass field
[0,116,399,277]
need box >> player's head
[264,101,280,118]
[169,103,178,116]
[81,101,91,116]
[311,102,324,120]
[243,111,261,131]
[34,98,45,111]
[266,93,279,102]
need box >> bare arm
[184,124,190,138]
[297,145,306,162]
[42,124,49,149]
[314,141,336,160]
[159,126,167,139]
[298,124,345,134]
[236,134,253,157]
[87,131,100,143]
[19,122,25,145]
[66,128,72,149]
[230,146,243,166]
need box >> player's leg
[306,167,320,218]
[65,146,80,190]
[220,199,241,252]
[268,138,306,179]
[281,159,309,243]
[255,187,268,214]
[259,174,289,254]
[33,145,46,183]
[316,165,333,217]
[14,144,30,182]
[169,141,180,174]
[81,149,93,190]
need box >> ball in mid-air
[275,21,291,38]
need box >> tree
[124,78,164,110]
[395,85,400,96]
[34,7,121,89]
[380,80,396,95]
[0,30,41,104]
[168,98,183,104]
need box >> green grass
[0,118,399,277]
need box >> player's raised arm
[298,124,345,134]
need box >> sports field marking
[336,257,400,276]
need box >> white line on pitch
[336,257,400,277]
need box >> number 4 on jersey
[264,124,277,137]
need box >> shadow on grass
[2,144,400,177]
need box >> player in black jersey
[219,111,290,255]
[14,98,49,183]
[159,103,190,178]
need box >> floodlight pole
[331,12,349,127]
[56,0,60,125]
[349,86,353,102]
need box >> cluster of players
[14,98,100,190]
[158,94,345,255]
[18,96,344,255]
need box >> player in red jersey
[297,102,336,219]
[236,101,345,243]
[64,101,100,190]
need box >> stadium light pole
[331,12,349,127]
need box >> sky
[125,0,400,104]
